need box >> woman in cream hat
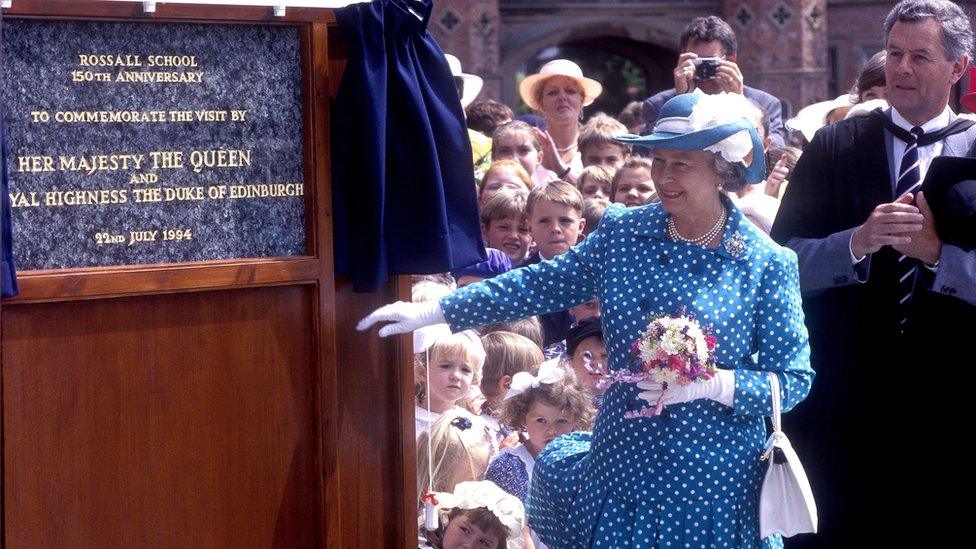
[519,59,603,183]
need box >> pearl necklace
[666,206,728,247]
[555,143,578,153]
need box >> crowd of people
[361,1,976,548]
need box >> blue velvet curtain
[2,119,19,297]
[332,0,486,292]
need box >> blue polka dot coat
[440,199,813,548]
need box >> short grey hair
[884,0,974,61]
[707,153,748,193]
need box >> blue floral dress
[440,199,813,548]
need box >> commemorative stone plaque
[2,20,307,270]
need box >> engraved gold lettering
[17,155,55,172]
[189,149,251,173]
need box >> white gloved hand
[356,300,446,337]
[636,369,735,408]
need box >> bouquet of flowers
[600,307,718,418]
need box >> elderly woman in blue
[360,91,812,548]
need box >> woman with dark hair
[852,50,886,103]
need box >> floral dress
[440,199,813,548]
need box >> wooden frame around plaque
[0,2,417,547]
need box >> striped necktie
[895,126,924,198]
[894,126,923,334]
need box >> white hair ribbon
[504,358,565,400]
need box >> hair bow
[504,358,565,400]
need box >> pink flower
[706,335,717,350]
[668,355,685,371]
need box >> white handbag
[759,372,818,539]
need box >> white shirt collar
[890,105,952,133]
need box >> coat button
[691,263,703,275]
[658,253,669,266]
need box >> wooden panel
[333,276,415,549]
[1,286,322,547]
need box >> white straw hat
[445,54,484,109]
[786,94,855,142]
[518,59,603,111]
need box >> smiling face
[885,19,968,126]
[613,167,656,207]
[649,149,723,219]
[483,216,531,263]
[523,400,576,457]
[570,335,607,394]
[529,200,585,259]
[425,350,477,413]
[539,75,583,124]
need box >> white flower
[687,92,758,164]
[653,368,679,385]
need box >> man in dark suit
[642,16,786,147]
[771,1,974,546]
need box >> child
[466,99,515,137]
[479,331,544,438]
[420,480,526,549]
[480,189,532,265]
[492,120,556,186]
[575,164,615,200]
[524,180,586,346]
[479,160,533,206]
[485,360,595,502]
[451,249,513,287]
[416,409,498,506]
[541,298,601,360]
[415,331,487,437]
[479,317,544,350]
[610,156,657,207]
[525,180,585,263]
[564,317,608,402]
[578,113,630,169]
[581,197,610,238]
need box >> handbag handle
[762,372,783,461]
[769,372,781,434]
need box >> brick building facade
[431,0,975,120]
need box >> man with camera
[642,16,787,147]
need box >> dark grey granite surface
[2,19,306,270]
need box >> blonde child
[485,360,595,503]
[480,189,533,265]
[420,480,526,549]
[479,332,544,437]
[415,331,487,437]
[492,120,557,186]
[575,164,615,200]
[578,113,630,169]
[610,156,657,207]
[479,160,533,206]
[416,409,497,503]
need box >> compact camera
[693,57,721,81]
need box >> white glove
[636,369,735,409]
[356,300,446,337]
